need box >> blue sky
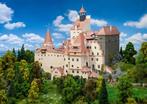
[0,0,147,51]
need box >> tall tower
[79,6,86,21]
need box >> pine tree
[119,47,123,58]
[99,79,108,104]
[20,44,25,60]
[17,50,21,61]
[12,48,16,57]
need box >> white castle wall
[35,52,64,73]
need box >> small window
[72,70,74,73]
[92,52,94,55]
[91,58,93,61]
[66,64,68,67]
[97,53,99,55]
[72,65,74,67]
[77,71,79,73]
[95,46,96,49]
[72,58,74,61]
[98,65,100,68]
[77,58,79,61]
[64,58,66,61]
[68,58,70,60]
[96,58,98,61]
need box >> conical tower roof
[42,31,54,50]
[79,6,86,13]
[44,31,53,44]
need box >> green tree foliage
[6,67,15,81]
[99,79,108,104]
[28,79,39,103]
[127,64,147,83]
[12,48,16,57]
[24,50,34,63]
[96,75,108,104]
[17,45,34,63]
[62,75,81,104]
[74,96,88,104]
[117,75,132,104]
[123,42,137,64]
[140,42,147,63]
[31,61,42,79]
[126,98,137,104]
[136,42,147,64]
[0,89,8,104]
[119,46,123,58]
[83,79,97,103]
[2,51,16,70]
[20,44,25,60]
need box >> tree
[140,42,147,63]
[83,79,97,103]
[123,42,137,64]
[0,89,8,104]
[74,96,88,104]
[96,75,108,104]
[12,48,16,57]
[99,79,108,104]
[20,44,25,60]
[28,79,39,103]
[17,50,21,61]
[126,98,137,104]
[24,50,34,63]
[31,61,42,79]
[117,75,132,103]
[119,46,123,58]
[62,75,81,104]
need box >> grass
[107,84,147,104]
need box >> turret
[79,6,86,21]
[42,31,54,50]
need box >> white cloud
[53,15,73,32]
[0,3,13,24]
[52,32,65,39]
[124,14,147,28]
[4,22,26,30]
[24,43,33,49]
[22,33,44,43]
[0,34,23,44]
[120,32,128,42]
[91,18,108,27]
[120,32,147,50]
[143,34,147,40]
[53,16,64,26]
[127,33,146,44]
[67,10,79,22]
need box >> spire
[79,5,86,13]
[43,31,54,49]
[44,31,53,44]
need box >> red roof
[96,26,120,35]
[89,71,98,78]
[81,66,91,72]
[44,31,53,44]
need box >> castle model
[35,7,120,79]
